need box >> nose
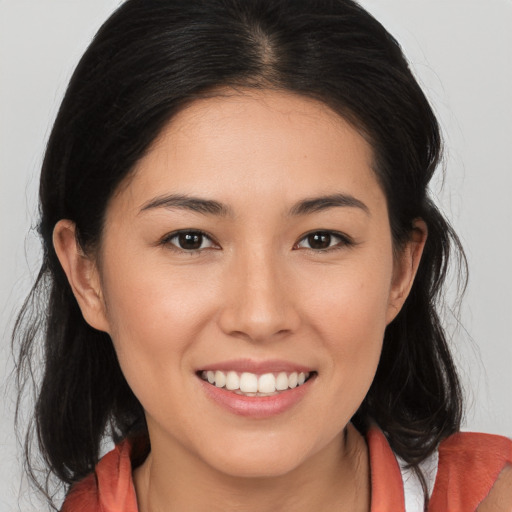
[217,247,301,343]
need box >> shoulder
[438,430,512,463]
[60,439,139,512]
[366,425,512,512]
[60,472,99,512]
[476,463,512,512]
[429,431,512,512]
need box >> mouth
[198,370,316,397]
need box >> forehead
[114,89,384,216]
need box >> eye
[295,231,353,251]
[161,230,218,252]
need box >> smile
[200,370,312,396]
[197,360,317,417]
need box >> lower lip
[198,375,315,418]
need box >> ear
[386,219,428,324]
[53,219,110,333]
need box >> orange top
[61,427,512,512]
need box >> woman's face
[80,90,421,477]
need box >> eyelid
[159,229,220,252]
[294,230,355,252]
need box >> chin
[211,455,304,479]
[199,436,315,479]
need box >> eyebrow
[140,194,232,216]
[139,192,369,217]
[287,193,370,216]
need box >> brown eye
[178,232,203,250]
[307,232,332,250]
[295,231,352,251]
[162,231,217,252]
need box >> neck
[134,423,370,512]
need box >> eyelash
[159,230,219,253]
[294,231,355,252]
[159,230,355,254]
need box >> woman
[13,0,512,510]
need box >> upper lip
[197,358,314,374]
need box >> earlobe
[52,219,110,333]
[386,219,428,324]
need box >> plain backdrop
[1,0,511,509]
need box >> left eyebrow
[287,193,370,216]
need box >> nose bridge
[219,242,298,342]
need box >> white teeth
[225,371,240,390]
[275,372,289,391]
[202,370,311,394]
[258,373,276,393]
[239,372,258,393]
[214,370,226,388]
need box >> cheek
[103,248,214,340]
[304,249,394,341]
[99,253,219,401]
[300,248,393,397]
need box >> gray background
[1,0,511,509]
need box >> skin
[477,464,512,512]
[54,89,427,511]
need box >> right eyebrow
[139,194,233,217]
